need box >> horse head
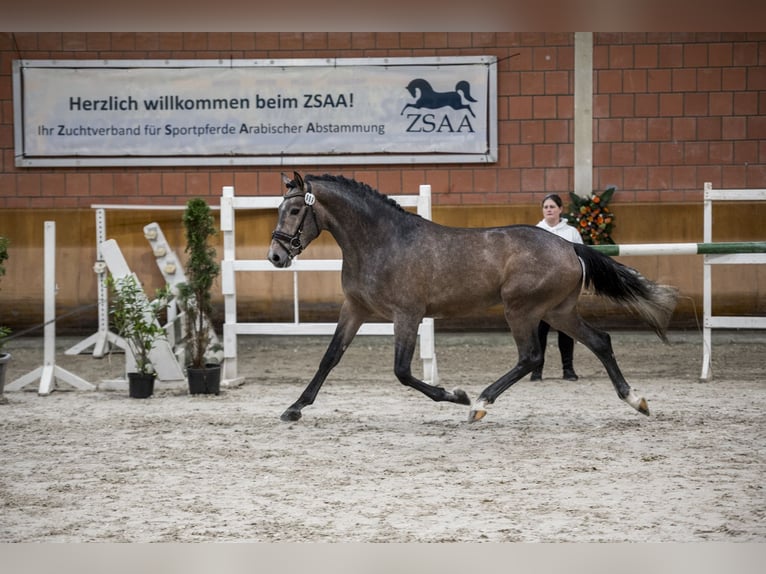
[268,172,321,268]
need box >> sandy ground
[1,329,764,542]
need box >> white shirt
[536,218,584,244]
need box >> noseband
[271,182,317,261]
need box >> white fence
[701,182,766,380]
[219,184,438,386]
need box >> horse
[400,79,477,118]
[268,172,678,423]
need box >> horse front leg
[469,320,543,422]
[393,318,470,406]
[280,301,365,422]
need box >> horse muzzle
[267,242,293,268]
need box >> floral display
[566,186,616,245]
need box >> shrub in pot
[108,274,171,398]
[177,198,221,395]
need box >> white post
[6,221,94,394]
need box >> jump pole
[6,221,95,395]
[591,242,766,256]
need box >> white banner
[15,57,496,166]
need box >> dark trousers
[536,321,574,372]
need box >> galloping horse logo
[400,79,478,118]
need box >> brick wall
[2,32,763,210]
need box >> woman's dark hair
[542,193,563,208]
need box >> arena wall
[1,32,764,332]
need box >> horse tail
[573,243,678,342]
[455,80,478,102]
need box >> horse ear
[293,171,304,190]
[281,172,293,189]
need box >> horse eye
[289,208,301,216]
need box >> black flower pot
[187,364,221,395]
[127,372,155,399]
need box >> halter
[271,181,317,261]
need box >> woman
[532,193,583,381]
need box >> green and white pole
[591,241,766,257]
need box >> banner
[14,57,497,166]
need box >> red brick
[709,142,734,164]
[646,166,673,190]
[557,95,573,119]
[422,33,447,49]
[545,120,570,143]
[86,33,110,51]
[545,168,569,192]
[709,92,732,115]
[447,33,472,48]
[597,118,622,142]
[746,164,766,188]
[138,173,161,197]
[733,42,758,65]
[593,143,610,166]
[545,71,569,95]
[609,45,633,68]
[449,170,473,194]
[558,144,573,167]
[473,169,497,193]
[659,44,683,67]
[598,69,622,93]
[611,94,634,117]
[683,44,708,67]
[533,47,556,70]
[694,69,720,92]
[593,94,610,118]
[623,70,647,92]
[648,69,671,92]
[65,173,89,197]
[500,120,520,144]
[402,170,426,193]
[684,92,708,116]
[672,68,696,91]
[510,96,532,119]
[721,68,745,90]
[659,142,684,164]
[520,121,545,143]
[722,165,746,187]
[634,44,658,68]
[672,166,697,189]
[684,142,708,164]
[673,118,697,141]
[510,145,533,167]
[593,45,609,69]
[623,167,647,190]
[611,143,635,165]
[659,93,683,116]
[624,118,647,142]
[747,66,766,90]
[734,92,758,115]
[734,141,758,164]
[521,71,544,95]
[594,167,623,191]
[697,166,722,189]
[533,96,557,119]
[17,174,41,197]
[748,116,766,139]
[635,94,658,117]
[722,116,747,139]
[520,168,544,193]
[636,142,659,165]
[231,33,256,51]
[698,117,722,140]
[533,144,556,167]
[708,43,733,66]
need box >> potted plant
[0,235,10,399]
[177,198,222,395]
[108,274,171,398]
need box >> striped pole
[591,241,766,257]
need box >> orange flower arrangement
[566,186,616,245]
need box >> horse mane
[306,174,417,217]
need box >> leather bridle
[270,181,317,261]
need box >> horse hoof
[468,399,489,422]
[624,390,650,416]
[637,398,650,416]
[468,408,487,422]
[452,388,471,405]
[280,409,302,422]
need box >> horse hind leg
[550,312,650,416]
[393,319,470,407]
